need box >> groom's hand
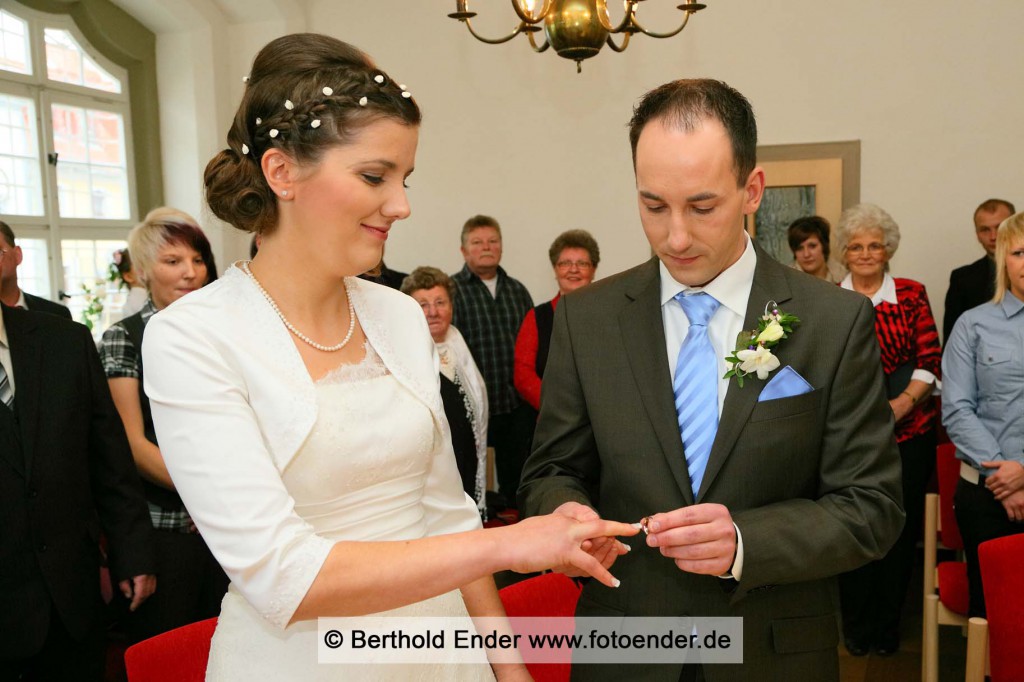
[645,504,737,576]
[551,502,632,577]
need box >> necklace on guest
[241,261,357,352]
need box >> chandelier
[448,0,707,73]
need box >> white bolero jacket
[142,265,481,629]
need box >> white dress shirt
[661,235,757,417]
[658,234,757,581]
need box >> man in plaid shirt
[452,215,534,505]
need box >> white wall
[137,0,1024,330]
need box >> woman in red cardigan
[835,203,942,657]
[514,230,600,411]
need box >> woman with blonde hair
[141,33,635,681]
[944,211,1024,618]
[98,207,226,642]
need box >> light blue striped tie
[673,292,721,499]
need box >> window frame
[1,1,137,311]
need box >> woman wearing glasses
[514,230,600,411]
[835,203,941,657]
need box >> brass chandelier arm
[631,10,691,39]
[462,17,530,45]
[605,32,632,53]
[598,0,638,33]
[510,0,553,24]
[527,31,551,52]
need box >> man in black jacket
[0,297,155,680]
[0,221,72,319]
[943,199,1015,342]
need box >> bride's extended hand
[548,502,632,578]
[495,509,639,588]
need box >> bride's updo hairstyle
[204,33,420,235]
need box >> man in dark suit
[0,297,155,680]
[519,79,903,681]
[942,198,1015,342]
[0,221,72,319]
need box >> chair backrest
[979,534,1024,682]
[935,443,963,549]
[124,617,217,682]
[499,573,582,682]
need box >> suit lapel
[618,259,695,506]
[4,307,41,480]
[697,245,793,502]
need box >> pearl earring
[280,190,288,197]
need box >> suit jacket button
[38,544,47,552]
[28,488,38,498]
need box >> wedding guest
[142,33,635,681]
[452,215,534,505]
[944,198,1015,342]
[514,229,600,411]
[943,210,1024,618]
[787,215,841,282]
[836,202,941,656]
[0,257,155,681]
[402,267,487,515]
[99,207,227,642]
[110,248,149,322]
[0,220,70,318]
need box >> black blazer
[22,291,72,320]
[0,305,153,658]
[943,256,994,342]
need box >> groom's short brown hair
[628,79,757,187]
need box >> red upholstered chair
[964,533,1024,682]
[499,572,583,682]
[922,443,971,682]
[124,617,217,682]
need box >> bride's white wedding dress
[205,345,494,681]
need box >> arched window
[1,1,140,334]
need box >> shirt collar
[0,307,8,350]
[659,234,756,318]
[1001,291,1024,318]
[460,263,505,283]
[839,272,898,306]
[15,290,26,309]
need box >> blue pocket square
[758,366,814,402]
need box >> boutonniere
[724,300,801,387]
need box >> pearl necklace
[241,261,356,352]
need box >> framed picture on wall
[747,141,861,266]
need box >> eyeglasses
[555,260,594,271]
[845,243,886,256]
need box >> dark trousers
[0,603,104,682]
[840,429,934,645]
[954,476,1024,618]
[489,402,536,503]
[119,528,228,643]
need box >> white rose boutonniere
[724,300,801,388]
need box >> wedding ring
[640,517,651,535]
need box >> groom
[518,79,903,681]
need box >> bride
[142,33,636,681]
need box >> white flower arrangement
[724,301,801,387]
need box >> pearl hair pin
[241,144,249,155]
[241,261,357,353]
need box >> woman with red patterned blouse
[835,203,941,657]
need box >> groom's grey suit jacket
[519,246,904,681]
